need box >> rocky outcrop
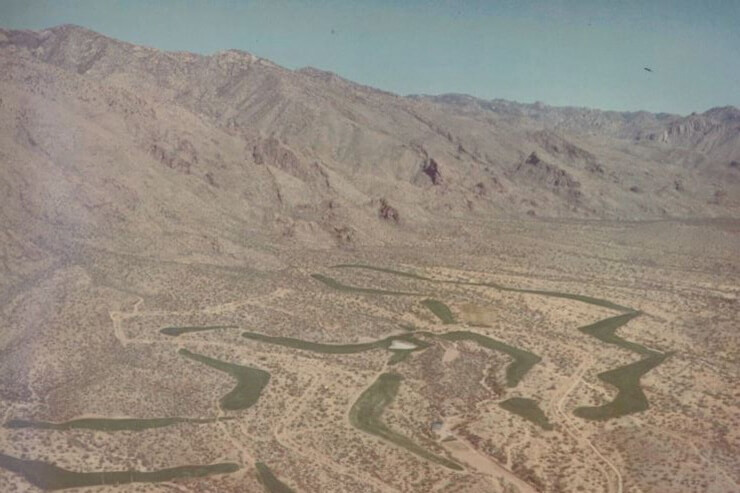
[251,136,325,186]
[422,158,442,185]
[377,198,399,223]
[332,225,355,247]
[149,138,198,174]
[513,152,581,200]
[252,137,299,169]
[531,130,596,162]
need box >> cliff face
[0,25,738,257]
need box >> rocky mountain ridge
[0,25,738,259]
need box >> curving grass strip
[255,462,296,493]
[577,312,653,356]
[332,264,633,312]
[422,299,455,324]
[574,311,668,419]
[160,325,238,336]
[433,331,541,387]
[178,349,270,411]
[0,452,238,490]
[333,264,434,281]
[242,331,429,354]
[574,352,669,420]
[311,273,422,296]
[350,373,462,471]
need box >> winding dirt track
[551,359,623,493]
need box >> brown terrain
[0,25,738,492]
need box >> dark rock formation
[514,152,581,200]
[378,198,399,223]
[525,152,541,166]
[422,158,442,185]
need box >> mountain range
[1,25,738,257]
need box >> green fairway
[160,325,238,336]
[575,311,668,419]
[311,273,422,296]
[332,264,634,312]
[434,331,541,387]
[574,352,670,420]
[422,299,455,324]
[578,312,653,356]
[178,349,270,411]
[255,462,296,493]
[349,373,463,471]
[242,331,429,355]
[333,263,436,281]
[0,452,238,490]
[499,397,554,430]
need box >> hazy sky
[2,0,739,114]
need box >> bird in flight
[644,67,653,72]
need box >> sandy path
[441,437,537,493]
[552,359,622,493]
[215,402,255,467]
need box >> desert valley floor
[0,218,737,492]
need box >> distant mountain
[1,25,738,256]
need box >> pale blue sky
[2,0,738,114]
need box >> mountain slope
[0,25,738,259]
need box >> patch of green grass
[499,398,553,430]
[333,264,435,281]
[255,462,295,493]
[578,312,653,356]
[4,417,229,432]
[500,287,634,312]
[160,325,238,336]
[434,331,541,387]
[311,273,421,296]
[178,349,270,411]
[333,264,634,312]
[422,299,455,324]
[0,452,238,490]
[574,352,670,420]
[349,373,463,471]
[575,312,668,420]
[242,331,430,355]
[243,331,378,354]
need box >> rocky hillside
[0,25,738,258]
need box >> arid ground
[0,26,738,492]
[1,218,738,492]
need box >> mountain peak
[703,105,740,123]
